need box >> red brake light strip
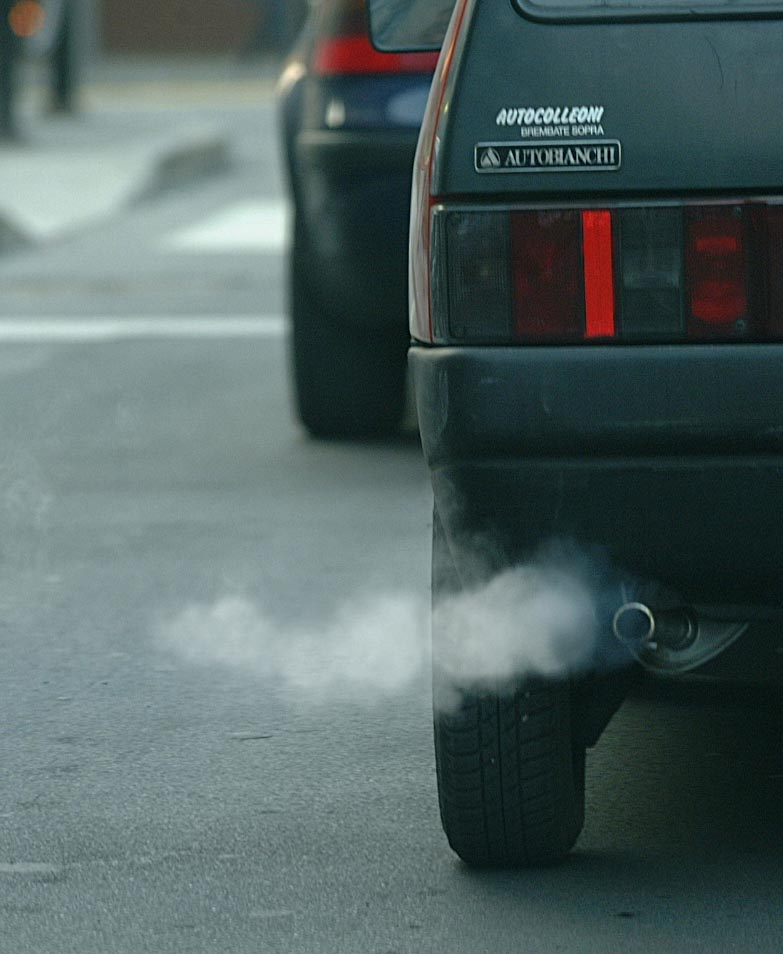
[313,36,439,75]
[582,210,616,339]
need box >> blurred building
[99,0,307,55]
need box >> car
[277,0,438,438]
[369,0,783,867]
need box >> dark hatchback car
[370,0,783,867]
[277,0,437,438]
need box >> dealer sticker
[475,140,622,174]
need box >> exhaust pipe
[613,602,697,652]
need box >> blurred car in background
[277,0,437,438]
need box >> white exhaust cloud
[156,544,605,711]
[157,591,428,705]
[432,561,597,687]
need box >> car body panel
[412,344,783,459]
[433,7,783,197]
[412,341,783,606]
[408,0,783,657]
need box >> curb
[0,217,33,256]
[133,130,234,203]
[0,129,234,256]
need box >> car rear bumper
[296,129,418,174]
[411,343,783,609]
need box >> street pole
[0,0,19,139]
[50,0,76,113]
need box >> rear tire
[290,224,407,439]
[432,511,586,867]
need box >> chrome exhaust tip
[613,602,697,653]
[612,601,655,646]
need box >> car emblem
[478,147,502,169]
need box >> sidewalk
[0,56,281,254]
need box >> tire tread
[432,510,585,868]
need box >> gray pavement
[0,56,280,250]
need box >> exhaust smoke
[157,591,429,705]
[156,541,618,710]
[432,560,599,687]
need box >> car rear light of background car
[430,202,783,344]
[313,34,439,75]
[313,0,439,75]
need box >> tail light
[313,0,439,75]
[763,206,783,337]
[428,202,783,344]
[616,207,682,340]
[511,211,583,340]
[581,210,616,339]
[686,207,748,332]
[314,34,439,74]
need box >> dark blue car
[278,0,437,438]
[370,0,783,869]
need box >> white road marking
[160,200,290,253]
[0,863,63,876]
[0,315,286,343]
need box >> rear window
[516,0,783,21]
[367,0,455,50]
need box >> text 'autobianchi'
[475,141,622,174]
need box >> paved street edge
[0,128,233,254]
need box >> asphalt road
[1,97,783,954]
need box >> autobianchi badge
[475,140,622,174]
